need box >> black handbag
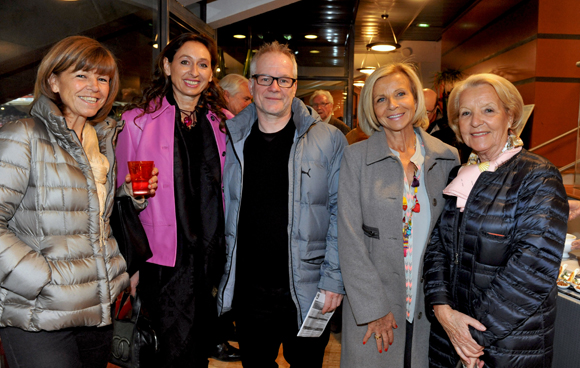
[110,195,152,276]
[110,292,158,368]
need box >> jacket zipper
[219,139,243,315]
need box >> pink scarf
[443,140,522,211]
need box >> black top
[235,118,296,308]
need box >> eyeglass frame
[252,74,297,88]
[426,105,440,115]
[311,102,331,108]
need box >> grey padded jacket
[217,98,347,325]
[0,95,129,331]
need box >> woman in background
[338,63,459,368]
[116,33,232,367]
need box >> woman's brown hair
[126,33,228,129]
[33,36,119,123]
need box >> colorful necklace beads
[402,169,420,257]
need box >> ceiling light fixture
[233,34,246,39]
[353,81,365,87]
[357,37,380,75]
[310,50,320,54]
[367,14,401,52]
[305,35,317,39]
[417,23,430,28]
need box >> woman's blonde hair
[447,73,524,143]
[33,36,119,122]
[358,63,428,137]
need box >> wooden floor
[208,333,342,368]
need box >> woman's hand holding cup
[126,161,158,197]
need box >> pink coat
[116,97,231,267]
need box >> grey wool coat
[0,96,129,331]
[338,127,459,368]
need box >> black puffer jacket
[423,149,568,368]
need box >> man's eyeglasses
[426,105,440,115]
[312,102,330,108]
[252,74,297,88]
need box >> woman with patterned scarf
[423,73,569,368]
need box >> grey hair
[249,41,298,78]
[309,90,334,105]
[219,73,249,95]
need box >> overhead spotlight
[417,23,430,28]
[310,50,320,54]
[284,34,292,40]
[305,35,317,39]
[233,35,246,39]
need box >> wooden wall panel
[460,40,537,83]
[538,0,580,34]
[515,82,535,105]
[536,39,580,78]
[441,0,526,55]
[533,132,575,167]
[442,0,537,71]
[531,81,580,148]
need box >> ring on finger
[375,334,382,340]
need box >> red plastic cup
[127,161,154,196]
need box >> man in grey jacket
[217,41,347,367]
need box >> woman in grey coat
[0,36,156,368]
[338,63,459,368]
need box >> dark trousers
[235,302,330,368]
[0,325,113,368]
[404,321,414,368]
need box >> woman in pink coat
[116,33,232,367]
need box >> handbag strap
[115,292,131,320]
[130,292,143,324]
[114,291,145,324]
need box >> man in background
[219,74,252,115]
[423,88,470,163]
[208,73,254,363]
[309,90,351,135]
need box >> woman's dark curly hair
[126,33,228,130]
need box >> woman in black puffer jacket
[423,73,568,368]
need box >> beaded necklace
[402,166,421,257]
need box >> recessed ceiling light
[417,23,430,28]
[310,50,320,54]
[284,34,292,40]
[353,81,365,87]
[152,43,159,49]
[233,35,246,39]
[305,35,317,39]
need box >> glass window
[0,0,158,126]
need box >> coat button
[432,198,437,206]
[222,151,226,157]
[420,277,424,283]
[418,312,423,319]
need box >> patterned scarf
[443,134,523,211]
